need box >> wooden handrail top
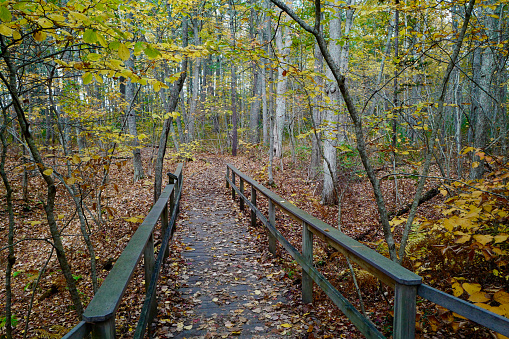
[83,165,183,322]
[226,163,421,286]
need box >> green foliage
[0,314,18,329]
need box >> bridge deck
[153,161,315,338]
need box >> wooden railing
[63,163,183,339]
[226,163,509,339]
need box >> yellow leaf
[462,283,482,295]
[462,146,474,154]
[454,231,471,244]
[47,14,66,22]
[57,214,65,220]
[37,18,53,28]
[72,154,80,164]
[65,177,76,185]
[494,234,508,244]
[69,11,90,24]
[152,80,161,92]
[0,23,13,36]
[473,234,493,245]
[82,72,94,85]
[494,290,509,305]
[281,323,292,328]
[443,218,456,232]
[472,161,479,168]
[96,33,108,48]
[30,221,42,226]
[452,282,463,297]
[43,168,53,176]
[185,247,195,251]
[125,217,142,223]
[118,43,130,61]
[468,291,490,303]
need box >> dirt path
[153,159,313,338]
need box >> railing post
[250,186,256,227]
[268,199,276,255]
[393,283,417,339]
[226,166,230,189]
[232,172,236,200]
[239,178,244,210]
[91,318,115,339]
[176,172,182,216]
[302,221,313,304]
[144,233,157,335]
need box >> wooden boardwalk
[153,161,314,338]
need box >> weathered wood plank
[302,222,313,304]
[268,199,276,254]
[251,187,257,227]
[61,321,90,339]
[394,284,417,338]
[240,178,244,210]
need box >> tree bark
[321,4,341,205]
[249,7,261,143]
[1,107,15,339]
[124,57,144,182]
[273,7,292,158]
[309,41,323,180]
[154,17,188,201]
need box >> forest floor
[0,145,504,338]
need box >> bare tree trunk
[321,4,341,205]
[124,58,144,182]
[261,7,269,145]
[470,4,497,179]
[230,1,238,156]
[1,107,15,339]
[273,7,292,158]
[188,18,201,142]
[249,7,261,143]
[309,41,323,180]
[154,17,188,201]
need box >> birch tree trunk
[321,4,341,205]
[249,7,261,143]
[309,41,323,180]
[188,18,201,142]
[154,17,188,201]
[470,6,497,179]
[125,57,144,182]
[273,8,292,158]
[230,1,238,156]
